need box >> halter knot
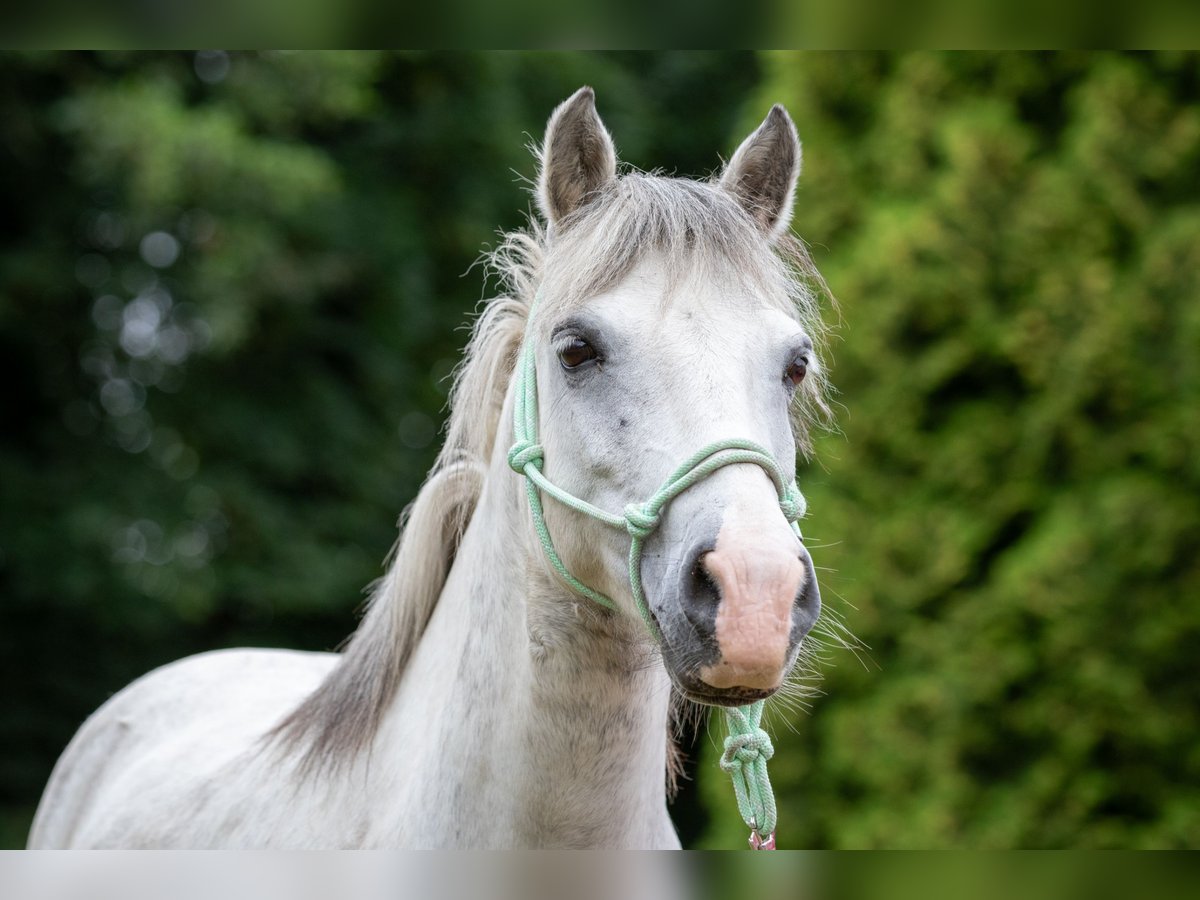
[779,484,807,522]
[507,440,544,473]
[623,503,660,541]
[720,728,775,772]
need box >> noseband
[507,294,809,848]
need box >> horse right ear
[537,86,617,226]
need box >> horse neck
[370,391,676,848]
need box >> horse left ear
[537,86,618,226]
[719,104,802,241]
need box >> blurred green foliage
[703,51,1200,849]
[1,52,1197,849]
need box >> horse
[28,86,833,849]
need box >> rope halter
[508,295,808,848]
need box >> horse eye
[785,358,808,387]
[558,337,598,370]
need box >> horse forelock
[266,169,833,777]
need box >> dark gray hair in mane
[266,127,835,780]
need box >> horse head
[518,87,828,708]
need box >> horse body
[29,649,336,847]
[30,87,830,849]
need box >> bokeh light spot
[99,378,143,417]
[194,51,231,85]
[88,211,126,250]
[139,231,180,269]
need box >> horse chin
[667,672,781,708]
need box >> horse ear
[537,86,617,225]
[719,104,802,241]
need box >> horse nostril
[793,550,822,635]
[693,553,719,596]
[684,549,721,635]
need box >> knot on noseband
[720,728,775,772]
[779,484,807,522]
[507,440,544,473]
[623,503,660,541]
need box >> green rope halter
[507,295,808,847]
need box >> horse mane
[267,171,833,776]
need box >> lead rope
[507,299,805,850]
[721,700,777,848]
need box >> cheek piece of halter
[507,297,808,851]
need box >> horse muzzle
[656,535,820,706]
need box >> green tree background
[1,51,1196,848]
